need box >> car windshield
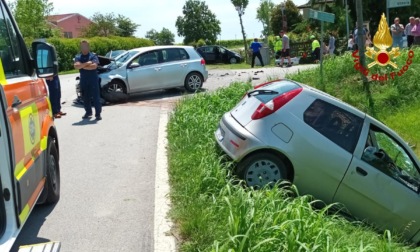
[105,50,126,59]
[111,51,138,68]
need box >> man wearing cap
[310,35,321,63]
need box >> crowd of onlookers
[346,16,420,51]
[251,16,420,66]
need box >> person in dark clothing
[249,38,264,68]
[74,40,102,120]
[45,75,66,119]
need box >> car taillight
[251,88,302,120]
[201,58,206,65]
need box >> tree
[231,0,249,60]
[256,0,275,39]
[175,0,221,44]
[145,28,175,45]
[83,13,139,37]
[116,15,139,37]
[83,13,117,37]
[271,0,303,34]
[11,0,56,38]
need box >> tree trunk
[239,14,248,63]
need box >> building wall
[58,14,92,38]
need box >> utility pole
[345,0,349,42]
[355,0,367,83]
[355,0,375,115]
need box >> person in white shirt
[391,17,404,48]
[348,35,354,51]
[328,32,335,55]
[405,17,415,47]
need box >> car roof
[129,45,194,54]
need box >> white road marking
[154,108,177,252]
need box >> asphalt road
[12,74,160,251]
[11,64,316,252]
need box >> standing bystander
[249,38,264,68]
[74,40,102,120]
[279,30,291,67]
[405,17,415,48]
[274,36,282,60]
[391,17,404,48]
[310,35,321,63]
[45,75,66,119]
[412,18,420,46]
[328,32,335,55]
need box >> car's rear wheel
[236,152,289,189]
[184,72,203,93]
[45,137,60,204]
[229,57,238,64]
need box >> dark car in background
[197,45,242,64]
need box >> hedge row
[217,39,254,48]
[26,37,154,71]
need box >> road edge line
[154,109,176,252]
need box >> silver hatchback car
[99,46,208,102]
[215,79,420,243]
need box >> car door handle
[180,64,187,67]
[356,167,368,176]
[12,95,22,108]
[154,67,161,71]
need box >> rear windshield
[253,81,301,103]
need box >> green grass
[167,48,420,251]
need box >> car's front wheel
[229,57,238,64]
[107,80,127,94]
[102,80,129,103]
[184,72,203,93]
[236,152,289,189]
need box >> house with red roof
[47,13,92,38]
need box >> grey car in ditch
[215,79,420,243]
[99,46,208,102]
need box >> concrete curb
[154,109,177,252]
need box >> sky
[47,0,308,42]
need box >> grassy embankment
[167,48,420,251]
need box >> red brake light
[254,79,282,90]
[251,88,303,120]
[201,58,206,65]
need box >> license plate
[216,127,225,141]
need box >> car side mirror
[129,62,140,69]
[32,42,58,78]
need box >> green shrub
[196,39,207,47]
[26,37,154,71]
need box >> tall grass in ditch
[288,48,420,117]
[167,82,413,251]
